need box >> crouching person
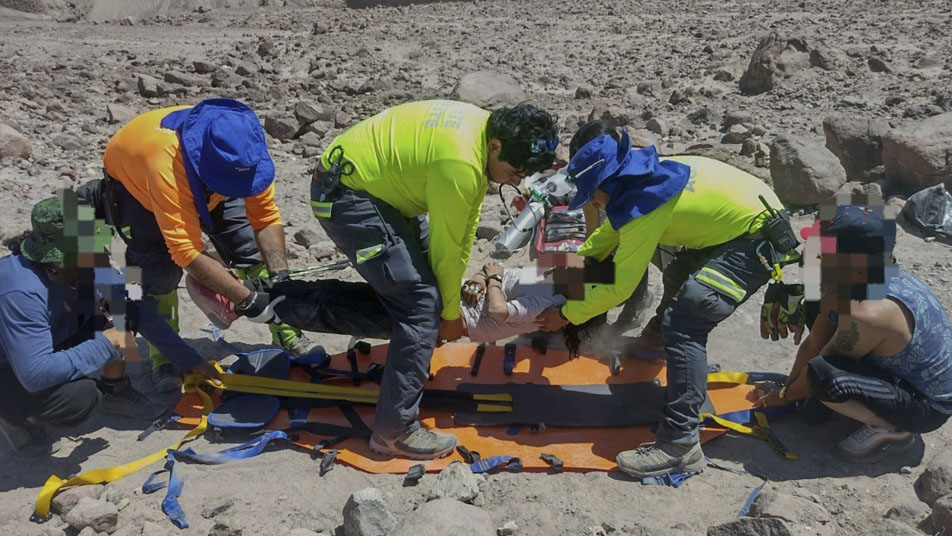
[0,197,164,456]
[758,205,952,460]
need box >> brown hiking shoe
[616,441,705,479]
[369,427,458,460]
[835,425,915,461]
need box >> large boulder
[51,484,105,515]
[740,33,815,95]
[454,71,526,109]
[390,499,494,536]
[0,123,32,159]
[916,450,952,505]
[770,134,846,205]
[822,116,890,182]
[882,112,952,194]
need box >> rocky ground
[1,0,952,535]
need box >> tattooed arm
[819,304,886,360]
[253,224,289,274]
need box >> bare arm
[254,224,289,274]
[482,263,508,320]
[185,254,252,304]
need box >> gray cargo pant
[656,238,772,446]
[312,185,441,439]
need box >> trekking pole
[289,259,351,278]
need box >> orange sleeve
[148,153,206,268]
[244,182,282,231]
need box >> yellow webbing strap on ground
[33,374,218,520]
[701,411,797,461]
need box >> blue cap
[180,98,275,198]
[566,130,632,211]
[826,205,896,255]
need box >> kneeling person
[759,205,952,460]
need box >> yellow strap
[706,371,750,385]
[34,375,216,519]
[700,411,797,461]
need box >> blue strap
[640,470,698,487]
[738,479,767,517]
[142,431,288,529]
[470,455,517,474]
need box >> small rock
[713,70,734,82]
[917,447,952,506]
[390,499,494,536]
[51,484,106,515]
[77,527,98,536]
[52,133,84,151]
[835,181,882,201]
[293,228,322,249]
[208,518,242,536]
[64,497,118,534]
[707,517,793,536]
[193,60,218,74]
[721,124,751,144]
[934,495,952,535]
[294,101,325,127]
[0,123,33,159]
[427,461,480,503]
[264,115,299,142]
[136,74,162,98]
[309,242,337,261]
[497,520,518,536]
[164,70,206,87]
[924,236,937,243]
[669,89,689,105]
[106,103,136,125]
[646,117,668,136]
[867,56,892,73]
[740,138,760,156]
[722,111,753,129]
[636,80,663,97]
[211,69,241,89]
[201,498,235,519]
[574,85,594,99]
[343,488,395,536]
[687,107,718,126]
[116,498,130,511]
[454,71,526,109]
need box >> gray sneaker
[616,441,705,478]
[0,416,60,457]
[99,377,168,421]
[369,427,458,460]
[280,333,322,358]
[151,363,184,393]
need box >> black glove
[234,290,285,324]
[760,283,805,342]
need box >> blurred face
[486,139,529,187]
[589,189,610,210]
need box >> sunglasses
[530,138,559,155]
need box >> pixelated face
[803,194,897,310]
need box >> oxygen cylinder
[494,201,545,253]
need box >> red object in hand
[185,274,238,329]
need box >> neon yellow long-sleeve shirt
[321,100,491,321]
[561,155,782,324]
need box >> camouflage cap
[21,197,65,264]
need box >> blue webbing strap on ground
[142,431,289,529]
